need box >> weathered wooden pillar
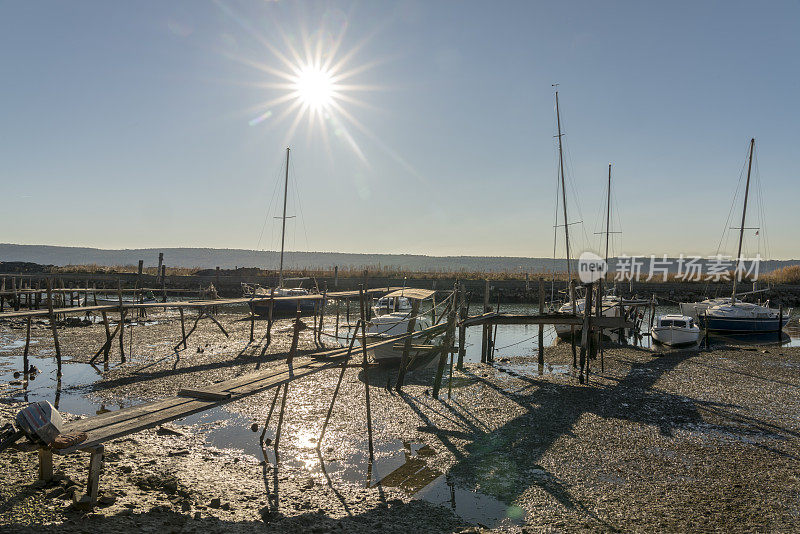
[457,283,467,369]
[157,252,164,284]
[395,299,421,392]
[433,286,457,399]
[117,281,125,362]
[357,287,374,462]
[45,278,61,376]
[538,278,545,374]
[481,279,490,363]
[578,283,593,384]
[100,310,111,361]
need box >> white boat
[651,314,700,346]
[372,295,412,317]
[364,288,441,368]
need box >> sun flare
[292,65,335,111]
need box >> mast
[605,163,612,265]
[732,138,755,298]
[555,91,572,283]
[278,146,290,288]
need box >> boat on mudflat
[651,314,700,346]
[699,302,790,334]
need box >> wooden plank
[177,388,232,401]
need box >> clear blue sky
[2,1,798,259]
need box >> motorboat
[372,295,412,317]
[699,302,791,334]
[364,288,442,368]
[651,314,700,346]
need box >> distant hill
[0,244,798,274]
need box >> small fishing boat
[372,295,412,317]
[364,288,441,368]
[651,314,700,346]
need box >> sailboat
[550,93,623,338]
[244,147,318,316]
[687,139,790,333]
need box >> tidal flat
[1,309,799,532]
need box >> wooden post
[395,298,421,391]
[45,278,61,376]
[569,279,577,368]
[287,309,302,367]
[457,283,467,369]
[12,277,19,311]
[249,302,255,343]
[38,448,53,482]
[86,445,104,504]
[100,310,111,361]
[358,287,374,461]
[117,281,125,362]
[538,278,544,374]
[778,304,783,341]
[137,260,143,277]
[481,280,490,363]
[578,283,593,384]
[333,265,339,288]
[179,307,187,349]
[318,288,327,346]
[433,287,457,398]
[161,266,167,305]
[157,253,164,284]
[215,266,220,285]
[592,279,602,362]
[24,316,31,361]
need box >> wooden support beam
[45,278,61,376]
[433,288,457,399]
[179,307,187,349]
[205,312,229,338]
[538,278,545,374]
[395,299,421,392]
[358,287,374,462]
[86,445,104,504]
[38,448,53,482]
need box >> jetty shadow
[405,348,794,522]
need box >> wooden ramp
[59,357,337,454]
[56,320,446,454]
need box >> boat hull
[651,326,700,346]
[700,315,785,334]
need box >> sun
[292,65,335,111]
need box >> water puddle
[0,341,127,416]
[173,407,524,527]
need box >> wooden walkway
[59,357,337,454]
[0,287,403,320]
